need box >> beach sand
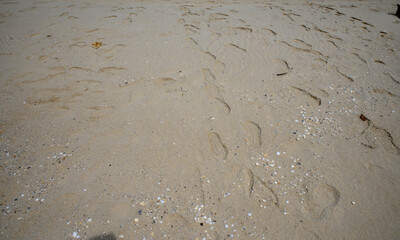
[0,0,399,239]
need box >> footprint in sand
[162,213,192,229]
[109,202,138,223]
[302,183,340,220]
[291,86,322,106]
[361,125,400,155]
[98,67,127,75]
[238,168,279,208]
[202,68,216,83]
[202,69,231,114]
[242,121,262,148]
[159,213,219,239]
[208,132,228,160]
[213,96,231,114]
[296,228,321,240]
[226,43,247,52]
[154,77,182,93]
[272,58,290,76]
[202,51,226,74]
[239,168,254,198]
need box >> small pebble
[72,232,80,238]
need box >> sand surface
[1,0,400,239]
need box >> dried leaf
[91,41,103,49]
[360,114,368,121]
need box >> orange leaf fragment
[360,114,368,121]
[91,41,103,49]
